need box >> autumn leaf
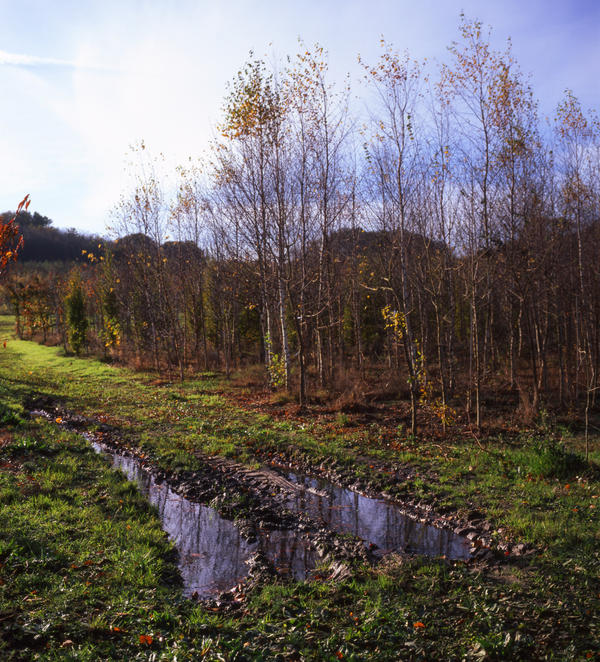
[413,621,426,629]
[139,634,153,645]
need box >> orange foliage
[0,194,29,274]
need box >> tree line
[0,210,103,263]
[3,18,600,435]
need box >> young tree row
[5,19,600,436]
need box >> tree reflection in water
[286,473,472,560]
[91,441,471,599]
[95,446,324,597]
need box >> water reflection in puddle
[91,442,322,597]
[34,409,472,598]
[284,472,472,560]
[108,450,253,597]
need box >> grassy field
[0,315,599,660]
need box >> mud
[27,395,532,602]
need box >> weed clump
[516,438,588,479]
[0,402,22,426]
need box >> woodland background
[3,19,600,437]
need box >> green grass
[1,315,599,659]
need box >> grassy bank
[1,316,599,660]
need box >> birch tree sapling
[291,43,353,388]
[362,42,424,435]
[555,91,600,455]
[216,58,292,389]
[440,17,516,428]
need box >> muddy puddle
[90,440,322,597]
[282,471,472,560]
[31,407,473,599]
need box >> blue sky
[1,0,599,234]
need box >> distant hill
[0,211,107,263]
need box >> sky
[1,0,599,235]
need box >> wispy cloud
[0,49,78,68]
[0,49,118,73]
